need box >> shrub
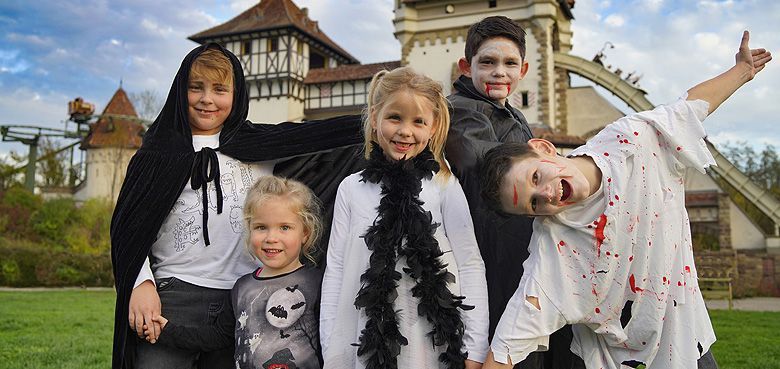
[31,197,77,247]
[65,198,113,254]
[0,187,42,238]
[0,243,114,287]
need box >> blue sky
[1,0,778,157]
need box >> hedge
[0,245,114,287]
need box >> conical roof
[81,87,144,149]
[189,0,358,64]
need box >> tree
[129,89,164,124]
[718,142,780,235]
[0,154,23,191]
[37,137,69,188]
[721,142,780,197]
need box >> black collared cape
[110,43,363,368]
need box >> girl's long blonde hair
[243,176,323,265]
[362,66,452,179]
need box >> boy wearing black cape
[111,44,362,368]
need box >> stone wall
[695,250,780,297]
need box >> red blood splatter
[513,183,518,207]
[507,83,511,93]
[629,256,634,261]
[595,307,601,313]
[485,84,492,95]
[595,214,607,257]
[582,274,587,278]
[614,254,619,258]
[663,276,668,283]
[557,240,566,254]
[603,152,610,156]
[606,251,611,256]
[685,265,691,273]
[629,274,643,293]
[678,281,682,286]
[615,195,620,200]
[676,146,682,151]
[634,131,639,136]
[607,178,612,183]
[609,201,614,206]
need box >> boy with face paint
[445,16,582,369]
[479,31,771,369]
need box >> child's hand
[152,315,169,329]
[465,359,483,369]
[142,316,168,344]
[735,30,772,80]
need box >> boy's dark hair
[465,16,526,62]
[480,142,537,212]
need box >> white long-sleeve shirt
[320,172,489,368]
[491,97,716,369]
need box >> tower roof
[189,0,358,64]
[81,87,144,150]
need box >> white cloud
[641,0,664,13]
[604,14,625,27]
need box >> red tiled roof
[530,126,585,147]
[304,61,401,84]
[81,88,144,150]
[189,0,358,64]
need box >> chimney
[301,7,309,17]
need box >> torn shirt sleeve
[489,277,569,365]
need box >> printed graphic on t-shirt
[164,158,257,253]
[234,277,320,369]
[172,216,200,251]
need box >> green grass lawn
[0,290,778,369]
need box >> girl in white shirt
[319,66,489,369]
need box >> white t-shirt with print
[134,133,274,289]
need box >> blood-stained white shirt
[491,97,716,369]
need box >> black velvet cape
[110,43,363,368]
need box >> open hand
[736,30,772,80]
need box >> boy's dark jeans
[134,277,233,369]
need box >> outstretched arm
[687,30,772,114]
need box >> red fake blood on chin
[507,83,511,93]
[513,183,518,207]
[595,214,607,257]
[485,84,492,95]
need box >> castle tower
[394,0,574,130]
[74,87,144,202]
[189,0,359,123]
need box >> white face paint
[462,36,528,105]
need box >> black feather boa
[354,144,473,369]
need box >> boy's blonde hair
[363,66,452,179]
[190,48,234,87]
[243,176,323,264]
